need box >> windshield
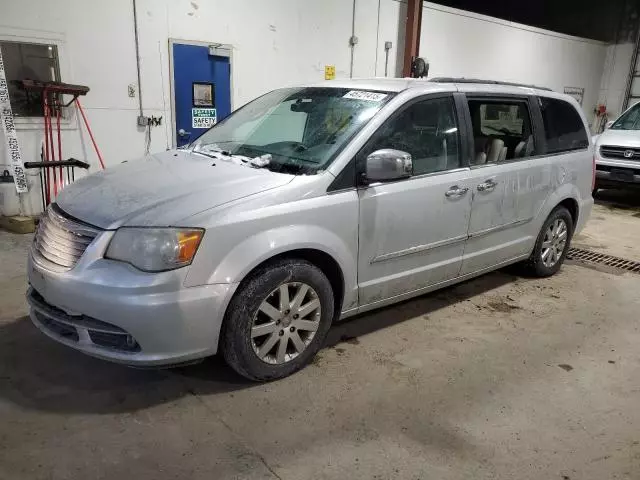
[612,103,640,130]
[190,87,394,174]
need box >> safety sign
[192,108,217,129]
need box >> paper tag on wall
[0,47,28,193]
[343,90,387,102]
[192,108,217,129]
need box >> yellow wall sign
[325,65,336,80]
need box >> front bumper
[595,158,640,190]
[27,244,237,367]
[595,169,640,189]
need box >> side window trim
[456,93,475,168]
[354,92,463,184]
[529,95,547,154]
[453,92,473,168]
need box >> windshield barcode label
[343,90,388,102]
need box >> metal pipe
[402,0,423,77]
[374,0,381,76]
[56,99,63,189]
[42,89,51,205]
[47,96,57,197]
[132,0,143,117]
[385,49,390,77]
[622,23,640,111]
[76,99,106,169]
[349,0,356,78]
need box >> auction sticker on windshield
[192,108,217,129]
[343,90,388,102]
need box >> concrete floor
[1,193,640,480]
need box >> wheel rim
[251,282,321,365]
[541,218,568,268]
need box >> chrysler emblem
[624,150,634,158]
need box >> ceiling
[429,0,639,43]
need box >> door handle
[445,185,469,198]
[477,179,497,192]
[178,128,192,137]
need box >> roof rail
[429,77,552,92]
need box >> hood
[596,128,640,148]
[56,150,294,229]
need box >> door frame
[168,38,234,147]
[354,91,474,307]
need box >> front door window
[361,96,461,175]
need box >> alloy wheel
[251,282,322,364]
[541,218,568,268]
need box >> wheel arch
[556,197,579,228]
[205,224,357,320]
[538,182,581,229]
[234,248,345,321]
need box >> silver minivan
[27,78,594,380]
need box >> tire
[220,258,334,381]
[523,206,574,277]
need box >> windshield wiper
[192,149,233,160]
[193,146,272,168]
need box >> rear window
[540,97,589,154]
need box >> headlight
[105,228,204,272]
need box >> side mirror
[605,120,614,130]
[365,149,412,182]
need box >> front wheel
[523,206,574,277]
[220,258,334,381]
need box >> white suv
[28,78,594,380]
[594,102,640,192]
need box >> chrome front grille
[600,145,640,161]
[33,205,100,272]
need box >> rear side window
[467,99,535,165]
[540,97,588,153]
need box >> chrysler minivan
[27,78,594,380]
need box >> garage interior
[2,0,640,479]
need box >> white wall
[418,2,608,127]
[0,0,366,215]
[0,0,617,215]
[375,0,407,77]
[598,42,635,119]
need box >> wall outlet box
[385,41,393,50]
[137,115,149,126]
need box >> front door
[460,96,551,274]
[171,42,231,147]
[357,94,473,306]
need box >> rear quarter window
[539,97,589,154]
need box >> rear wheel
[523,206,573,277]
[221,258,334,381]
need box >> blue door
[172,42,231,147]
